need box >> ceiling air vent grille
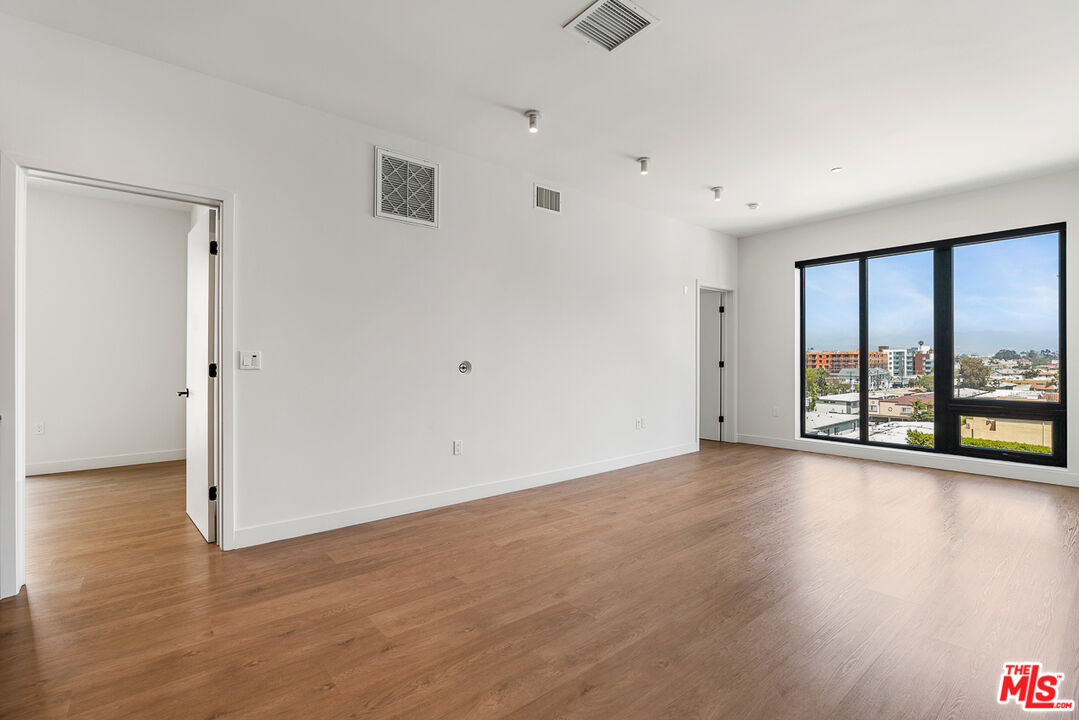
[375,147,438,228]
[565,0,657,52]
[535,185,561,214]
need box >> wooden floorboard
[2,443,1078,718]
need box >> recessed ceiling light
[747,202,759,210]
[830,166,844,173]
[525,109,542,133]
[638,157,650,175]
[711,186,723,202]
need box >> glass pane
[959,416,1054,456]
[867,251,935,446]
[804,261,860,439]
[953,232,1060,402]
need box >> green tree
[993,349,1019,360]
[906,429,934,447]
[957,356,990,390]
[804,367,851,410]
[910,399,934,421]
[960,437,1051,455]
[915,374,934,392]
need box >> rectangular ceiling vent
[564,0,658,52]
[375,147,438,228]
[534,184,561,214]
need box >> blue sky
[804,232,1058,356]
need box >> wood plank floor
[2,442,1078,719]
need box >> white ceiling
[4,0,1079,236]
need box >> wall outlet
[32,422,45,436]
[452,440,462,456]
[634,418,642,430]
[772,406,779,418]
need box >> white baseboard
[737,433,1078,488]
[233,442,699,548]
[26,449,186,476]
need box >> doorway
[24,175,221,543]
[698,288,726,442]
[0,161,233,595]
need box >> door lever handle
[177,389,190,397]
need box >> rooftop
[867,421,935,445]
[818,393,861,402]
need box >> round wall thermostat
[459,361,472,374]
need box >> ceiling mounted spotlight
[638,157,650,175]
[525,109,541,133]
[711,186,723,202]
[830,166,844,174]
[747,202,760,210]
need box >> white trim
[738,433,1079,488]
[26,450,186,476]
[0,154,27,599]
[233,442,698,548]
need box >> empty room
[0,2,1077,719]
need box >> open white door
[185,207,216,542]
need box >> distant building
[868,392,934,420]
[807,346,928,380]
[806,350,887,372]
[910,346,933,375]
[836,367,889,389]
[878,346,909,379]
[806,411,859,437]
[961,417,1052,448]
[815,392,860,414]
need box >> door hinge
[718,415,725,423]
[719,361,725,368]
[209,240,219,255]
[208,486,218,501]
[719,305,725,313]
[208,362,218,378]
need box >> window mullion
[934,246,954,454]
[859,257,869,443]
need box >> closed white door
[699,291,723,441]
[185,207,216,542]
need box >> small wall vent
[375,147,438,228]
[534,185,561,214]
[564,0,658,52]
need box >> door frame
[695,281,736,446]
[0,152,236,598]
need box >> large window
[803,261,860,440]
[799,224,1065,467]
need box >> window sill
[741,433,1075,488]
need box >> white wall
[738,169,1079,486]
[0,15,737,555]
[25,186,188,475]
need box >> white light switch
[240,351,262,370]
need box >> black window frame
[797,222,1066,468]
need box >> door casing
[0,154,235,598]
